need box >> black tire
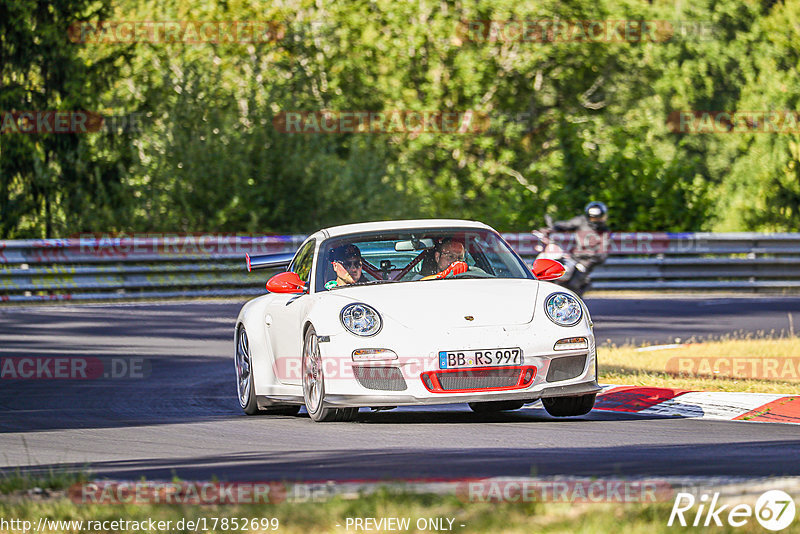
[542,393,596,417]
[468,401,525,413]
[303,326,358,422]
[236,325,301,416]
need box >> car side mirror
[266,271,306,294]
[532,258,565,281]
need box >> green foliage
[1,0,798,236]
[0,0,134,238]
[0,468,87,494]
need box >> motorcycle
[532,216,592,297]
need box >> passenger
[325,244,368,289]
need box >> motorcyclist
[546,201,609,295]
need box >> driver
[435,238,467,271]
[419,238,469,279]
[324,244,368,289]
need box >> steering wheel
[420,261,469,281]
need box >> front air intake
[437,368,521,390]
[353,366,408,391]
[420,366,536,393]
[546,354,587,382]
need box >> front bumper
[316,320,598,408]
[318,348,598,408]
[323,379,601,407]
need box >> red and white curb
[594,385,800,424]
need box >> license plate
[438,348,523,369]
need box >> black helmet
[585,201,608,222]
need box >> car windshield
[315,228,533,291]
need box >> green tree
[0,0,132,238]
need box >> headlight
[545,293,583,326]
[340,303,382,336]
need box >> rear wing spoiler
[245,252,294,272]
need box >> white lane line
[634,344,688,352]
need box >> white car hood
[326,279,540,329]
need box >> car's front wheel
[541,393,596,417]
[236,325,300,416]
[468,401,525,413]
[302,327,358,422]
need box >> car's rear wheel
[541,393,596,417]
[303,327,358,422]
[468,401,525,413]
[236,325,300,416]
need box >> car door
[265,239,316,385]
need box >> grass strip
[4,489,795,534]
[600,336,800,394]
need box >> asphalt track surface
[0,297,798,482]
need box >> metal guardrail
[504,232,800,291]
[0,236,305,302]
[0,233,798,302]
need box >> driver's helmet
[585,201,608,223]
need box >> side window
[290,239,316,284]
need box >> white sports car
[234,219,600,422]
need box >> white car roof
[320,219,494,239]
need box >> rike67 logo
[669,490,796,531]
